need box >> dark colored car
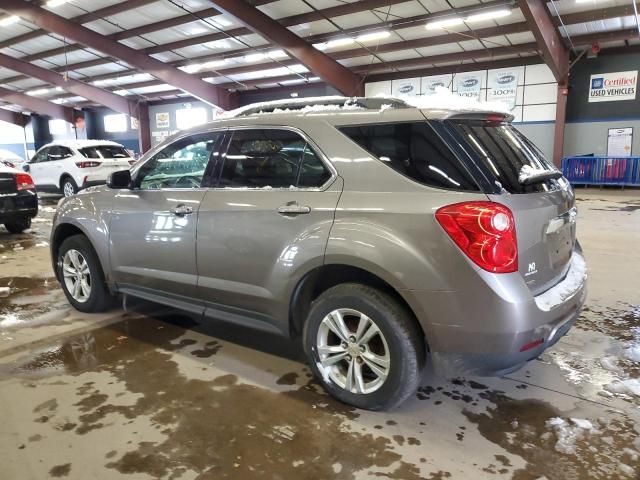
[0,164,38,233]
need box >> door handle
[170,204,194,216]
[277,203,311,215]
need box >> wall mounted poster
[392,78,420,97]
[455,73,482,100]
[607,127,633,157]
[487,70,518,110]
[589,71,637,102]
[155,112,170,129]
[422,75,452,95]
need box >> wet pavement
[0,190,639,479]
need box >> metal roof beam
[1,0,230,109]
[0,86,74,121]
[0,107,27,126]
[204,0,362,95]
[0,52,141,118]
[519,0,569,81]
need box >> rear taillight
[435,201,518,273]
[75,161,101,168]
[15,172,35,191]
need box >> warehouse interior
[0,0,639,479]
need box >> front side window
[32,148,50,163]
[219,129,330,189]
[339,122,480,191]
[136,133,221,190]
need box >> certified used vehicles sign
[589,70,637,102]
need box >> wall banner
[455,73,482,100]
[392,78,420,97]
[487,70,518,110]
[422,75,452,96]
[589,71,637,103]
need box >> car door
[197,127,343,334]
[27,147,50,187]
[108,130,225,312]
[46,146,73,188]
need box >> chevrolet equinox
[50,97,587,410]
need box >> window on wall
[104,114,128,133]
[176,107,207,130]
[49,119,68,135]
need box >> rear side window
[79,146,130,159]
[447,120,558,194]
[219,129,331,189]
[339,122,480,191]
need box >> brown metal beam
[0,86,74,121]
[0,0,156,50]
[0,52,141,118]
[519,0,569,81]
[204,0,363,95]
[0,107,27,126]
[0,0,230,109]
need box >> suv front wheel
[304,283,425,410]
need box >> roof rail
[227,96,410,117]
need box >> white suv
[27,140,134,197]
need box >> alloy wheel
[62,249,91,303]
[316,308,390,394]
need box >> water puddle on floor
[3,314,430,479]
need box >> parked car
[26,140,134,197]
[50,97,587,410]
[0,148,26,170]
[0,162,37,233]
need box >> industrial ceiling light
[46,0,69,7]
[355,31,391,42]
[181,64,203,73]
[27,88,49,96]
[425,17,464,29]
[244,52,267,62]
[114,90,130,96]
[465,9,512,22]
[314,37,355,50]
[267,50,288,59]
[0,16,20,26]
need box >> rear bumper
[0,190,38,222]
[403,245,587,377]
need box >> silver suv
[50,97,587,410]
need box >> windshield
[447,120,561,194]
[79,145,130,159]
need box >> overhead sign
[422,75,452,96]
[392,78,420,97]
[487,70,519,110]
[455,73,482,100]
[589,71,637,102]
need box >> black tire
[61,176,78,197]
[303,283,425,411]
[56,234,114,312]
[4,217,31,233]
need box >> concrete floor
[0,189,638,480]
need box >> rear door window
[447,120,559,193]
[79,145,130,159]
[339,122,480,191]
[218,129,331,189]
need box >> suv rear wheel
[61,177,78,197]
[304,283,424,410]
[56,235,114,312]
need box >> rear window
[339,122,480,191]
[447,120,559,194]
[79,145,130,159]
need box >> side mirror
[22,164,30,172]
[107,169,132,189]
